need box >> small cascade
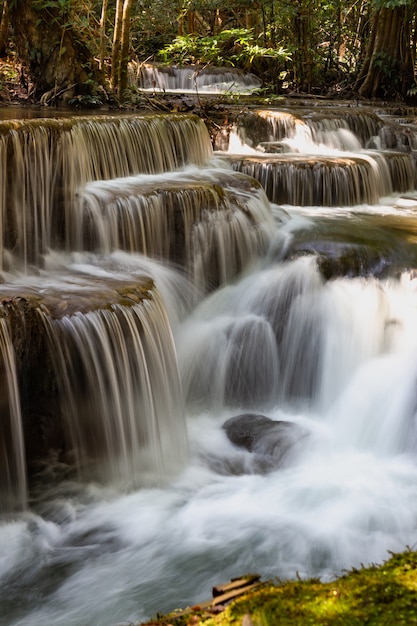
[179,311,280,411]
[76,169,274,291]
[223,153,391,206]
[135,63,262,94]
[380,150,417,191]
[219,106,417,206]
[305,110,383,147]
[0,114,212,267]
[0,316,26,513]
[39,287,187,485]
[373,118,417,151]
[0,265,190,492]
[179,255,417,419]
[231,108,384,152]
[229,106,417,157]
[180,256,324,410]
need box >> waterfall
[224,154,388,206]
[135,63,262,94]
[179,256,325,410]
[231,108,384,152]
[0,316,26,513]
[1,102,417,626]
[221,108,417,206]
[0,114,212,267]
[179,255,416,415]
[74,168,274,291]
[39,288,187,486]
[0,112,275,509]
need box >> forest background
[0,0,416,108]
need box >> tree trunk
[188,10,196,34]
[411,10,417,83]
[212,9,222,36]
[293,1,313,92]
[178,12,184,36]
[9,0,102,103]
[261,1,267,47]
[0,0,9,59]
[269,1,276,47]
[111,0,123,90]
[358,5,413,99]
[353,0,370,72]
[99,0,109,72]
[117,0,133,102]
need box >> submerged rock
[222,413,308,466]
[223,413,276,451]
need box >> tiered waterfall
[1,103,417,626]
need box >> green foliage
[372,50,398,76]
[31,0,99,43]
[132,0,178,58]
[5,0,415,98]
[157,29,290,72]
[33,0,74,24]
[35,0,71,9]
[67,93,104,108]
[372,0,412,8]
[371,50,401,96]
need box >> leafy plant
[67,93,103,108]
[371,50,401,95]
[157,28,291,72]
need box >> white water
[1,107,417,625]
[1,243,417,625]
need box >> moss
[140,551,417,626]
[0,113,203,136]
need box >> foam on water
[2,403,417,626]
[3,256,417,624]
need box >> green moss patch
[140,550,417,626]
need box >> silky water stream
[1,106,417,625]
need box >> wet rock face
[282,212,417,280]
[289,241,388,279]
[222,413,308,467]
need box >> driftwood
[212,574,261,599]
[163,574,262,622]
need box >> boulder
[222,413,308,467]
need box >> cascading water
[1,102,417,626]
[221,107,417,206]
[0,317,26,513]
[134,63,262,95]
[39,286,187,486]
[75,167,273,292]
[0,114,211,268]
